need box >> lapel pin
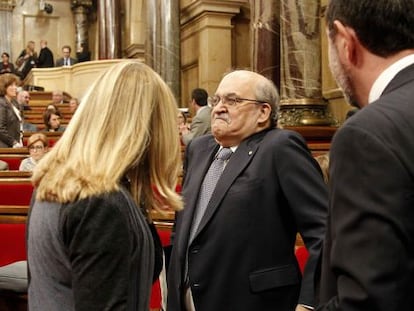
[248,151,253,156]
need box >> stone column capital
[181,0,248,25]
[0,0,16,11]
[71,0,93,10]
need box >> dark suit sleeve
[275,131,328,307]
[62,195,133,310]
[317,125,414,311]
[0,102,15,147]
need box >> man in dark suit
[37,40,54,68]
[317,1,414,310]
[167,70,328,311]
[55,45,77,67]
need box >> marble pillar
[145,0,180,100]
[145,0,161,72]
[279,0,332,126]
[0,0,15,58]
[71,0,93,56]
[160,0,180,100]
[250,0,281,90]
[97,0,121,59]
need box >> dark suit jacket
[167,129,328,311]
[55,57,78,67]
[317,64,414,310]
[0,97,21,147]
[37,47,54,68]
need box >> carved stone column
[279,0,332,126]
[180,0,247,107]
[97,0,121,59]
[145,0,180,99]
[250,0,281,89]
[0,0,16,58]
[71,0,93,57]
[145,0,161,72]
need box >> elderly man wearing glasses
[168,70,328,311]
[19,133,48,171]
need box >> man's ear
[333,20,361,67]
[257,103,272,124]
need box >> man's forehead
[217,72,256,93]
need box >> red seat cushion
[0,183,33,205]
[0,158,24,170]
[0,224,27,267]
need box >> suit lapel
[191,131,266,241]
[177,138,219,251]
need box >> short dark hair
[191,88,208,107]
[62,45,71,53]
[327,0,414,57]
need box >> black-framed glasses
[210,95,267,108]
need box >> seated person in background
[0,159,9,170]
[19,133,48,171]
[68,97,79,113]
[46,103,60,112]
[50,89,65,105]
[55,45,78,67]
[16,88,31,111]
[0,52,15,74]
[179,88,211,145]
[43,109,65,132]
[16,89,38,132]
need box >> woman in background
[27,61,183,310]
[0,52,15,74]
[0,73,22,148]
[42,108,65,132]
[19,133,48,171]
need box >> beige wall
[11,0,76,64]
[18,0,350,124]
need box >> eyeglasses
[24,96,30,99]
[210,95,267,108]
[29,145,44,151]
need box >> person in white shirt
[19,133,48,171]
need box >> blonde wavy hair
[33,61,182,214]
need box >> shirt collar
[369,54,414,103]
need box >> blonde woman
[27,61,182,310]
[19,133,48,171]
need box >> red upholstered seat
[0,183,33,206]
[0,158,24,171]
[0,224,26,267]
